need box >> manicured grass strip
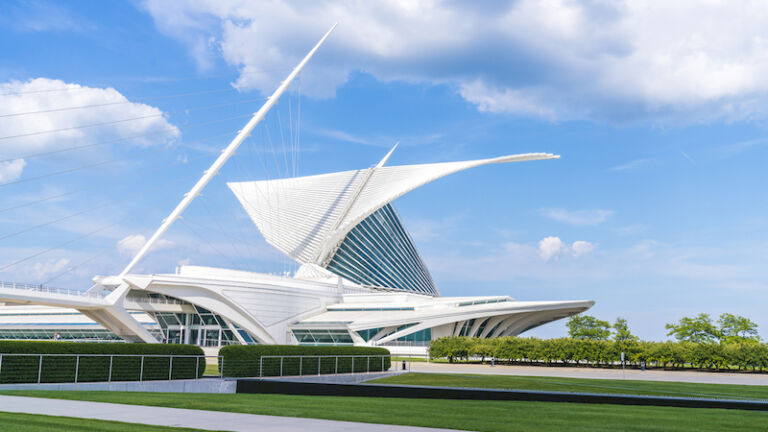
[0,411,204,432]
[370,372,768,400]
[2,391,766,432]
[203,363,220,376]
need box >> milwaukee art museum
[0,150,593,354]
[0,27,592,355]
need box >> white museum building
[0,26,593,355]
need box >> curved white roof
[228,152,558,266]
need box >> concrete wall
[0,378,236,393]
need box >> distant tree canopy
[566,315,611,340]
[666,313,760,344]
[718,313,760,343]
[612,317,638,346]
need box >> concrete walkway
[408,362,768,386]
[0,395,461,432]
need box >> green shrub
[0,341,204,384]
[428,336,768,372]
[219,345,391,377]
[429,337,473,363]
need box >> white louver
[228,152,559,266]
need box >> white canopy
[228,152,558,267]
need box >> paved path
[0,395,461,432]
[408,362,768,386]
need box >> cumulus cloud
[538,236,595,260]
[541,208,613,226]
[0,159,26,183]
[142,0,768,123]
[117,234,174,256]
[571,240,597,258]
[31,258,70,280]
[538,236,565,260]
[0,78,180,161]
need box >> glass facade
[357,324,433,346]
[357,327,383,342]
[457,319,476,336]
[458,299,509,307]
[292,329,353,345]
[475,317,491,336]
[0,328,162,342]
[150,305,243,347]
[394,328,431,343]
[326,204,438,296]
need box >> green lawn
[0,411,203,432]
[203,363,220,376]
[370,372,768,400]
[2,390,766,432]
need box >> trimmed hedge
[429,336,768,372]
[220,345,391,377]
[0,341,204,384]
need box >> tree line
[428,313,767,371]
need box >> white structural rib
[119,24,337,277]
[228,152,559,266]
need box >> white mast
[119,23,337,277]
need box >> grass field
[370,372,768,400]
[2,390,766,432]
[0,411,201,432]
[203,363,220,376]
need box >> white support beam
[119,23,337,277]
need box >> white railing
[248,354,392,378]
[0,354,222,385]
[379,340,430,347]
[124,296,186,305]
[0,281,104,298]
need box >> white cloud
[0,159,26,183]
[538,236,596,261]
[31,258,70,279]
[541,208,613,226]
[571,240,596,258]
[142,0,768,123]
[539,236,565,260]
[458,80,557,120]
[116,234,174,256]
[0,78,180,160]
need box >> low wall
[0,378,235,393]
[235,380,768,411]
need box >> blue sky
[1,0,767,341]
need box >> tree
[429,336,472,363]
[665,313,720,343]
[612,317,638,344]
[717,313,760,343]
[567,314,611,340]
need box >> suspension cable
[0,112,252,164]
[177,218,242,270]
[0,145,170,188]
[0,96,266,142]
[0,87,236,118]
[0,68,287,97]
[41,246,110,285]
[0,132,235,213]
[0,214,134,273]
[0,168,198,242]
